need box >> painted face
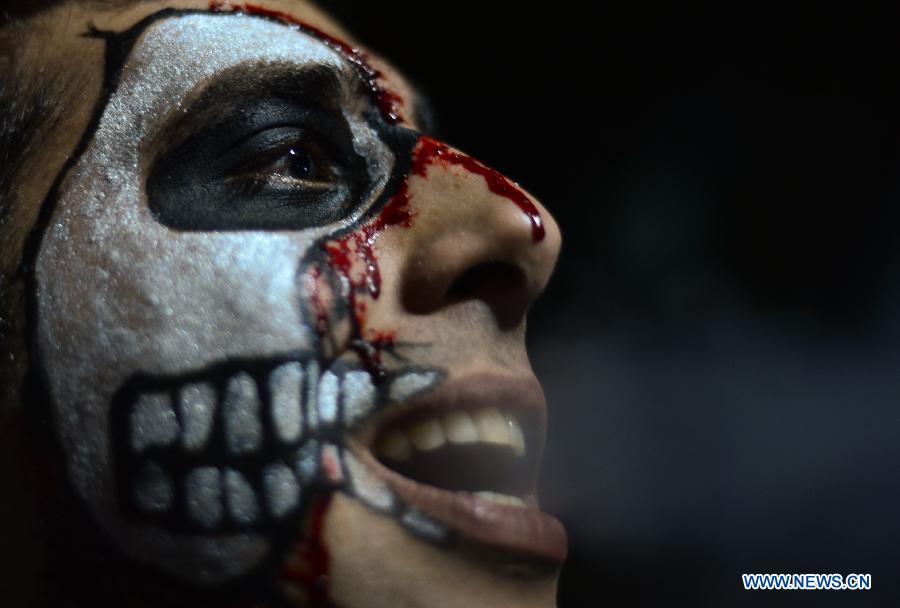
[25,2,563,605]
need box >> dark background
[337,3,900,606]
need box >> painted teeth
[224,468,259,525]
[121,362,442,530]
[223,372,263,455]
[375,408,527,460]
[269,362,304,443]
[185,466,224,529]
[130,391,179,452]
[127,361,400,458]
[263,463,301,518]
[178,382,216,450]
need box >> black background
[336,3,900,606]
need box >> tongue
[378,443,530,496]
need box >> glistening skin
[0,1,564,606]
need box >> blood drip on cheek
[209,1,404,124]
[306,266,330,337]
[282,495,334,608]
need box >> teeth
[504,412,526,457]
[442,411,478,444]
[341,371,376,427]
[406,418,445,451]
[474,491,526,507]
[343,451,394,512]
[389,371,439,403]
[223,372,263,455]
[185,466,224,529]
[318,370,339,425]
[375,408,528,460]
[130,391,179,452]
[224,469,259,525]
[376,430,412,461]
[263,463,300,519]
[123,362,445,531]
[401,508,448,542]
[293,440,320,484]
[178,382,216,451]
[473,407,508,445]
[269,362,303,444]
[133,462,174,513]
[305,361,320,431]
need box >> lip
[351,372,568,563]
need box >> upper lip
[352,372,568,563]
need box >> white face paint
[33,12,439,586]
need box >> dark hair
[0,70,62,230]
[1,0,140,24]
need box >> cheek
[37,201,320,382]
[32,186,329,581]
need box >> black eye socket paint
[23,7,437,602]
[147,79,371,231]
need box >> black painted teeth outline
[111,353,441,534]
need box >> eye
[148,105,373,231]
[237,135,336,187]
[270,146,315,180]
[255,140,336,185]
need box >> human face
[16,1,563,605]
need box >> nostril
[445,261,522,301]
[444,261,529,329]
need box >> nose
[398,138,561,329]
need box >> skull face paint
[33,10,439,587]
[24,3,565,603]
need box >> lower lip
[351,445,568,563]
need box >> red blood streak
[282,494,334,607]
[368,329,397,345]
[320,136,544,376]
[209,1,404,124]
[414,137,546,243]
[307,265,330,336]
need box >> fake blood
[413,137,546,242]
[282,494,334,607]
[209,1,404,123]
[323,136,544,378]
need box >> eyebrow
[151,62,348,153]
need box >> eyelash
[229,131,337,189]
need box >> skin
[0,1,562,606]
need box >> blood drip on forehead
[320,136,545,379]
[209,1,405,124]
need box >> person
[0,1,564,606]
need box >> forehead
[114,12,350,119]
[24,0,420,132]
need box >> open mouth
[374,406,535,506]
[110,359,564,568]
[353,373,567,564]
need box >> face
[10,1,562,606]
